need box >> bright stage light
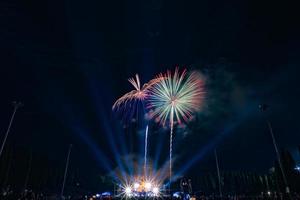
[152,187,159,195]
[133,182,140,190]
[145,182,152,191]
[119,177,162,197]
[125,186,132,196]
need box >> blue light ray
[85,76,129,177]
[174,106,256,180]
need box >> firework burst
[147,68,205,185]
[147,68,205,126]
[112,74,163,177]
[112,74,163,111]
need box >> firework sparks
[147,68,205,125]
[147,68,205,186]
[112,74,163,111]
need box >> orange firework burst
[112,74,163,111]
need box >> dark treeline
[185,149,300,195]
[0,143,114,196]
[0,144,64,194]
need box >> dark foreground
[2,191,300,200]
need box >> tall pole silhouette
[0,101,23,159]
[214,149,222,198]
[259,104,290,197]
[61,144,72,198]
[267,120,290,193]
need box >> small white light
[125,187,132,196]
[267,191,271,195]
[133,182,140,190]
[96,194,100,197]
[145,182,152,191]
[152,187,159,195]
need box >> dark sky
[0,0,299,190]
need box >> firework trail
[144,125,148,176]
[147,68,205,186]
[113,74,163,176]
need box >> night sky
[0,0,299,190]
